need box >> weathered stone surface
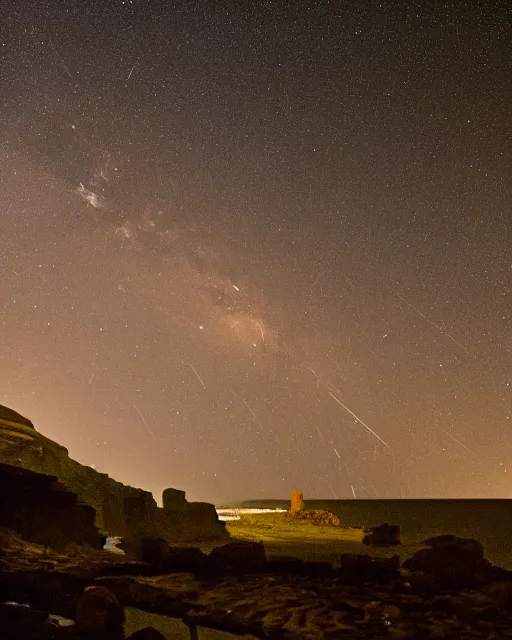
[484,581,512,611]
[290,489,304,513]
[402,535,491,587]
[2,530,512,640]
[170,501,229,541]
[161,546,210,574]
[362,522,401,545]
[209,541,267,573]
[139,538,169,567]
[75,585,125,632]
[162,488,187,512]
[0,463,103,550]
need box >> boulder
[161,546,210,574]
[423,534,484,559]
[402,535,491,588]
[140,537,169,567]
[209,541,266,573]
[362,523,401,545]
[177,501,229,540]
[75,585,124,634]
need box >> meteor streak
[328,392,390,449]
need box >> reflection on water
[125,607,258,640]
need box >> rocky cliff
[0,404,227,543]
[0,462,103,549]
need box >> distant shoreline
[218,499,512,569]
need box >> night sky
[1,1,510,503]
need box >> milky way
[0,1,510,502]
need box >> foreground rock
[362,522,401,545]
[403,534,511,590]
[0,463,103,550]
[75,585,125,634]
[1,529,512,639]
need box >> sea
[230,499,512,570]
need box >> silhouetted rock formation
[75,585,124,637]
[403,534,507,589]
[162,487,187,511]
[1,527,512,640]
[362,522,401,545]
[0,462,103,549]
[209,540,266,573]
[0,403,227,544]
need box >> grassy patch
[227,511,363,543]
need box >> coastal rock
[209,541,266,573]
[362,523,401,545]
[403,535,492,588]
[176,501,229,540]
[484,581,512,611]
[0,403,227,544]
[139,538,169,567]
[2,533,512,640]
[75,585,124,634]
[424,534,485,559]
[0,462,103,550]
[123,494,158,539]
[161,546,210,574]
[162,488,187,511]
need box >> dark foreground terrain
[2,512,512,639]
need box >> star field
[0,1,510,502]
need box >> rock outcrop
[402,534,505,589]
[1,527,512,640]
[0,462,103,549]
[0,404,227,543]
[362,522,401,545]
